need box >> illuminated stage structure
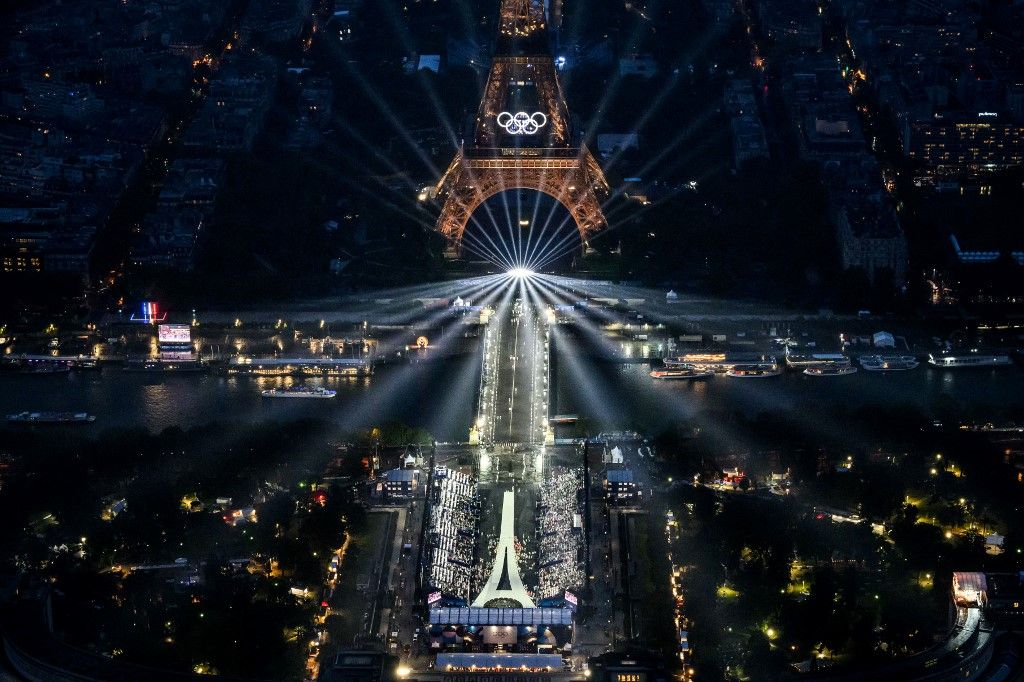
[472,490,535,608]
[435,0,609,258]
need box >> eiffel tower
[472,490,535,608]
[435,0,608,259]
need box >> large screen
[158,324,191,344]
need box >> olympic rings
[496,111,548,135]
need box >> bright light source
[397,666,412,679]
[507,267,534,278]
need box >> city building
[903,114,1024,176]
[0,206,95,275]
[588,651,669,682]
[758,0,821,51]
[130,209,204,271]
[158,159,226,212]
[182,56,277,153]
[831,193,908,283]
[780,58,867,162]
[836,0,1024,180]
[604,468,640,505]
[378,468,421,500]
[985,573,1024,626]
[42,226,95,275]
[239,0,314,47]
[724,80,768,168]
[949,234,1024,267]
[730,116,769,167]
[779,56,910,287]
[319,651,396,682]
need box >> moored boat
[18,363,72,375]
[261,386,336,399]
[663,352,777,374]
[859,355,919,372]
[785,351,851,369]
[804,365,858,376]
[650,367,714,380]
[726,364,782,378]
[123,359,207,373]
[927,351,1013,368]
[6,411,95,424]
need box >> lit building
[604,469,640,505]
[0,206,93,275]
[903,114,1024,176]
[0,225,46,272]
[379,468,421,500]
[952,571,988,606]
[949,234,1024,267]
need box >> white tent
[872,331,895,348]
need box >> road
[490,297,546,445]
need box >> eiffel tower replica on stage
[435,0,608,257]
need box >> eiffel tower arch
[435,0,609,259]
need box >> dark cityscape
[1,0,1023,680]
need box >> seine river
[1,346,1023,443]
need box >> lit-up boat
[859,355,919,372]
[664,352,777,374]
[123,359,207,373]
[785,351,851,369]
[260,386,336,399]
[245,366,294,377]
[726,364,781,378]
[803,365,858,377]
[650,367,713,380]
[927,351,1013,368]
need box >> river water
[0,354,481,442]
[2,340,1023,444]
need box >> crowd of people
[536,466,585,598]
[425,467,479,600]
